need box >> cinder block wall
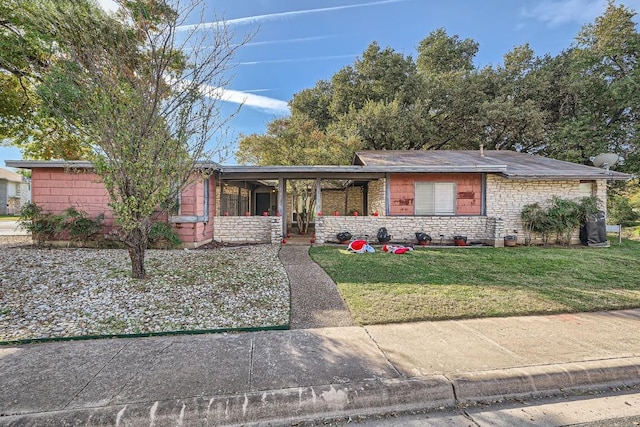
[31,168,115,226]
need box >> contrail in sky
[176,0,406,31]
[245,35,335,47]
[238,54,356,66]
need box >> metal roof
[354,150,632,180]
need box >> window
[414,182,456,215]
[203,178,209,222]
[579,181,594,198]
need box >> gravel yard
[0,244,290,342]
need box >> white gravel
[0,244,290,342]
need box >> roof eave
[501,173,631,181]
[5,160,94,169]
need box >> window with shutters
[414,182,456,215]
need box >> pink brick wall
[31,168,115,226]
[31,168,216,245]
[389,173,483,216]
[172,176,216,245]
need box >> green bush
[19,202,64,245]
[19,203,106,245]
[521,196,602,246]
[607,194,639,225]
[61,207,105,243]
[148,222,182,249]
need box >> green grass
[309,240,640,325]
[0,215,19,221]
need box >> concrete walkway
[280,245,354,329]
[2,309,640,426]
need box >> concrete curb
[451,356,640,404]
[2,358,640,426]
[0,376,454,427]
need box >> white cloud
[95,0,118,13]
[176,0,406,31]
[523,0,607,26]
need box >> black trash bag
[377,227,391,243]
[336,231,352,242]
[580,210,607,245]
[415,232,431,242]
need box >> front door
[255,192,271,215]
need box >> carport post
[315,178,322,217]
[278,178,286,237]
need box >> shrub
[607,194,638,225]
[520,196,602,246]
[19,202,64,245]
[547,197,581,245]
[520,202,549,246]
[61,207,105,243]
[19,203,106,246]
[148,222,182,249]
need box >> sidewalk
[1,247,640,426]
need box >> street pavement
[0,220,27,236]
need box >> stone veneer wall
[320,187,364,216]
[315,215,504,245]
[485,175,607,244]
[213,216,282,244]
[367,178,386,216]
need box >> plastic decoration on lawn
[347,239,375,253]
[381,244,414,254]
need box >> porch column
[315,178,322,216]
[278,178,286,236]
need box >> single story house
[6,150,631,247]
[0,168,31,216]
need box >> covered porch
[213,165,505,246]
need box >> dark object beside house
[337,231,352,243]
[415,232,432,244]
[504,235,517,247]
[580,211,608,246]
[453,235,467,246]
[377,227,391,243]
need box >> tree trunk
[128,243,146,279]
[126,225,149,279]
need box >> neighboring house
[6,150,631,246]
[0,168,31,216]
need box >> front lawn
[309,240,640,325]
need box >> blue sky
[2,0,640,168]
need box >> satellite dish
[592,153,619,168]
[592,153,619,175]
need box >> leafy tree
[0,0,89,159]
[237,116,357,166]
[237,116,360,233]
[544,1,640,173]
[17,0,245,278]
